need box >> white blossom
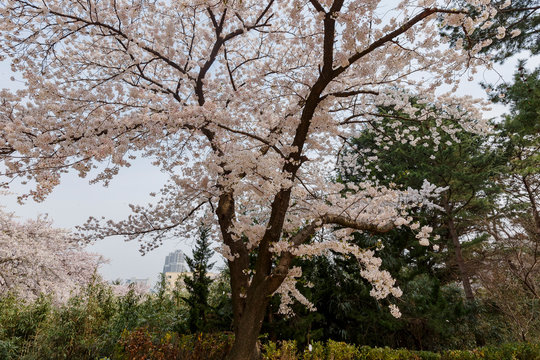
[389,304,402,318]
[496,26,506,39]
[0,0,494,324]
[0,208,103,302]
[510,29,521,38]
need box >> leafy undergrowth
[262,340,540,360]
[116,331,540,360]
[1,288,538,359]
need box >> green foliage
[479,63,540,342]
[117,329,234,360]
[439,343,540,360]
[358,346,438,360]
[442,0,539,62]
[268,252,505,351]
[489,63,540,185]
[339,108,505,302]
[260,341,540,360]
[207,268,234,332]
[25,280,150,359]
[344,110,505,231]
[302,342,326,360]
[493,64,540,136]
[0,268,238,359]
[263,101,512,351]
[0,278,189,359]
[183,226,216,333]
[1,289,538,360]
[0,294,51,360]
[263,340,298,360]
[327,340,360,360]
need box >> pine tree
[183,226,215,333]
[443,0,539,62]
[339,105,504,302]
[479,65,540,341]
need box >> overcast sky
[1,48,538,284]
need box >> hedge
[115,332,540,360]
[260,340,540,360]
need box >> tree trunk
[447,214,475,301]
[227,294,270,360]
[522,175,540,236]
[442,198,475,301]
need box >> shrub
[327,340,360,360]
[1,286,539,360]
[117,330,234,360]
[0,294,52,359]
[302,342,326,360]
[260,342,540,360]
[440,343,540,360]
[263,340,298,360]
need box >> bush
[0,278,191,359]
[0,294,52,359]
[302,342,326,360]
[327,340,360,360]
[1,286,539,360]
[263,340,298,360]
[117,329,234,360]
[259,341,540,360]
[440,343,540,360]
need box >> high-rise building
[162,249,187,273]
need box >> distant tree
[183,226,215,333]
[207,267,234,332]
[0,208,102,302]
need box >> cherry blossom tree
[0,0,505,358]
[0,207,102,302]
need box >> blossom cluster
[0,0,506,316]
[0,208,103,302]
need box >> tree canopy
[0,208,102,302]
[0,0,512,358]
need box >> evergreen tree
[207,267,234,332]
[264,105,508,350]
[263,231,501,350]
[492,64,539,237]
[183,226,215,333]
[478,65,540,341]
[341,106,504,301]
[443,0,539,62]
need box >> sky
[1,157,210,283]
[0,30,538,284]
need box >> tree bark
[444,204,475,301]
[227,292,270,360]
[522,175,540,237]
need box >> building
[161,249,219,291]
[124,277,151,288]
[163,271,220,291]
[162,249,187,273]
[163,271,188,290]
